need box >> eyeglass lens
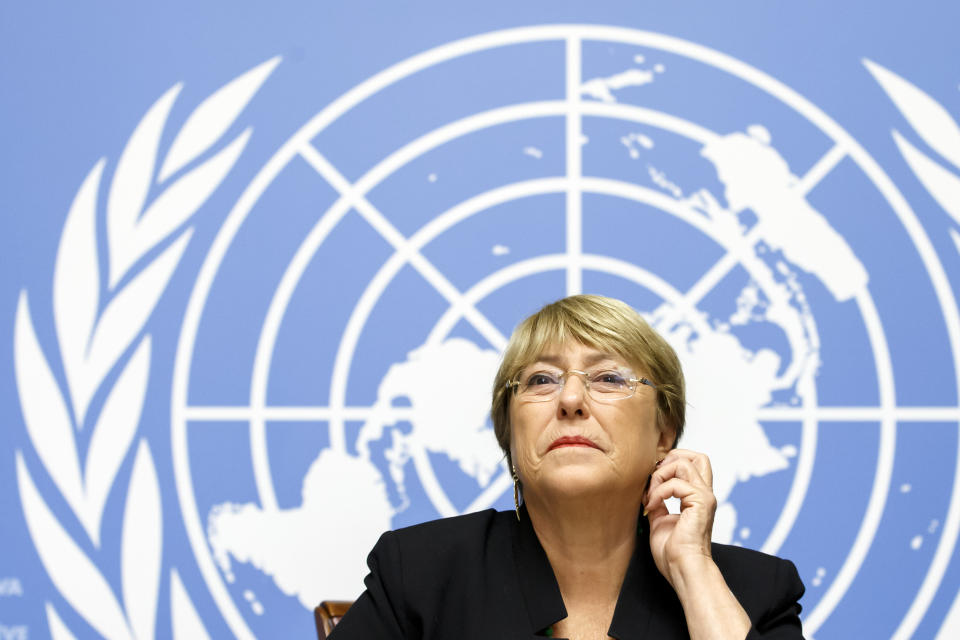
[516,368,638,402]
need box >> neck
[523,489,642,608]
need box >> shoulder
[393,508,505,537]
[712,543,799,584]
[361,509,517,633]
[712,544,806,626]
[370,509,512,570]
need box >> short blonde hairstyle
[491,295,685,470]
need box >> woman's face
[509,340,674,502]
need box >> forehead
[527,343,629,368]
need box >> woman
[330,295,804,639]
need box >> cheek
[617,405,660,457]
[509,405,544,458]
[507,407,524,459]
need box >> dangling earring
[642,458,665,519]
[512,464,521,521]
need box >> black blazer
[329,506,804,639]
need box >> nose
[557,372,589,419]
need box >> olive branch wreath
[13,57,279,640]
[865,59,960,256]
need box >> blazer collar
[510,504,682,639]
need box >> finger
[646,477,717,517]
[662,449,713,486]
[650,457,710,493]
[656,458,705,485]
[644,496,671,521]
[644,479,678,520]
[662,449,713,487]
[647,477,697,509]
[645,477,716,515]
[646,510,679,531]
[646,461,682,502]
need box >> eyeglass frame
[505,367,657,403]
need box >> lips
[548,435,601,451]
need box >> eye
[590,370,628,387]
[525,371,560,386]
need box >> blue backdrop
[3,2,960,638]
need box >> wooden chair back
[314,600,353,639]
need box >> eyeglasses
[506,368,657,403]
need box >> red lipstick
[548,436,600,451]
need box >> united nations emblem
[17,24,960,640]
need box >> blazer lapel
[608,519,688,640]
[510,504,567,636]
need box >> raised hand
[644,448,718,588]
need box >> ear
[656,420,677,458]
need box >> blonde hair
[491,295,685,469]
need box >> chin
[539,461,613,497]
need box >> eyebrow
[532,351,622,368]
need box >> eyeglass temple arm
[635,377,657,389]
